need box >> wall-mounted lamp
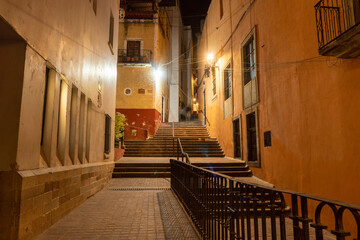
[207,53,214,64]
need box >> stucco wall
[0,40,26,171]
[116,8,171,121]
[0,0,119,239]
[197,0,360,210]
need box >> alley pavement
[36,178,199,240]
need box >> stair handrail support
[176,137,191,164]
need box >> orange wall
[197,0,360,209]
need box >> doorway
[233,117,242,158]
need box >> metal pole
[172,122,175,157]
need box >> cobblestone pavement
[36,178,199,240]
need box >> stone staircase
[113,121,252,178]
[123,121,225,158]
[112,161,252,178]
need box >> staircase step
[115,163,169,167]
[123,154,226,157]
[113,167,170,172]
[112,172,171,178]
[193,162,246,167]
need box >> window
[124,88,132,95]
[220,0,224,19]
[243,36,256,85]
[104,114,111,154]
[246,112,259,166]
[109,11,114,48]
[127,41,140,57]
[211,66,216,96]
[224,64,231,100]
[242,28,259,110]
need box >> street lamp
[207,53,214,64]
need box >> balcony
[118,49,152,65]
[315,0,360,57]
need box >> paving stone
[36,178,199,240]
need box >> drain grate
[109,187,171,191]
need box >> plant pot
[114,147,125,161]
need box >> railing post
[300,196,311,240]
[229,179,236,240]
[172,137,174,157]
[172,122,175,157]
[177,139,179,161]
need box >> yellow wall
[117,66,154,109]
[155,8,171,117]
[197,0,360,209]
[118,22,155,52]
[117,7,171,120]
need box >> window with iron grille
[127,41,140,57]
[224,64,231,100]
[243,36,256,85]
[211,66,216,96]
[104,114,111,154]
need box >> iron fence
[315,0,360,49]
[118,49,152,64]
[170,159,360,239]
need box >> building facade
[116,0,173,140]
[197,0,360,210]
[0,0,119,239]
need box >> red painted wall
[116,108,161,141]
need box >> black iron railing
[118,49,152,64]
[315,0,360,49]
[171,159,360,239]
[175,138,190,164]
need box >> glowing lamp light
[154,68,164,79]
[193,98,197,102]
[207,53,214,64]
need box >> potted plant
[114,113,126,161]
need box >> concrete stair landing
[112,157,252,178]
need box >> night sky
[180,0,211,33]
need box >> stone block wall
[0,162,114,240]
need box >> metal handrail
[198,109,211,126]
[175,138,190,164]
[171,159,360,240]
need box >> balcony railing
[171,159,360,239]
[118,49,152,65]
[315,0,360,56]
